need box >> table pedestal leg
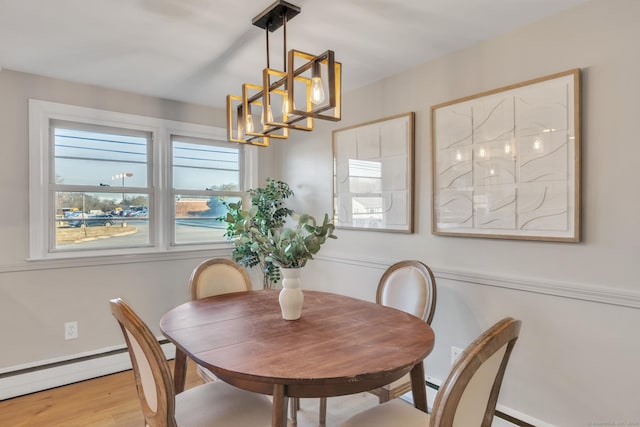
[319,396,327,426]
[410,361,428,413]
[272,384,288,427]
[173,349,187,394]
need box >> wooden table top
[160,289,435,397]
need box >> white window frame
[168,135,245,247]
[28,99,257,260]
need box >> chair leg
[319,397,327,426]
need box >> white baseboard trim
[421,376,553,427]
[316,254,640,309]
[2,340,554,426]
[0,341,175,401]
[495,403,556,427]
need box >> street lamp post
[112,172,133,204]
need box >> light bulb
[310,61,325,105]
[478,147,486,158]
[246,115,254,134]
[282,95,289,116]
[282,93,296,117]
[504,143,511,154]
[311,76,325,105]
[455,150,462,161]
[261,105,274,125]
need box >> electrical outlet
[451,346,463,365]
[64,321,78,340]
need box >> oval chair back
[189,258,252,300]
[110,298,177,427]
[376,260,437,324]
[430,317,522,427]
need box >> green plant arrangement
[220,178,336,288]
[255,213,337,269]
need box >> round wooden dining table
[160,289,435,427]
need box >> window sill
[3,244,235,273]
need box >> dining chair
[109,297,272,427]
[368,260,437,403]
[188,258,253,300]
[339,317,522,427]
[187,258,253,384]
[306,260,437,426]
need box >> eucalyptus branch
[219,178,336,288]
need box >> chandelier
[226,0,342,147]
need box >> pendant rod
[265,24,270,69]
[283,12,287,72]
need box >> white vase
[279,267,304,320]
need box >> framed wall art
[333,112,415,233]
[431,69,580,242]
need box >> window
[29,100,256,260]
[52,122,152,251]
[170,136,243,245]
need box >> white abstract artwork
[431,69,580,241]
[333,113,414,232]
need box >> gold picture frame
[431,69,581,242]
[333,112,415,233]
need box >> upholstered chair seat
[174,380,272,426]
[341,399,428,427]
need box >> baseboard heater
[0,339,174,401]
[2,347,536,427]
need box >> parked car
[69,214,115,227]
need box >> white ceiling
[0,0,589,109]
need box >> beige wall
[0,70,243,368]
[275,0,640,424]
[0,68,272,372]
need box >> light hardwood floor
[0,359,380,427]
